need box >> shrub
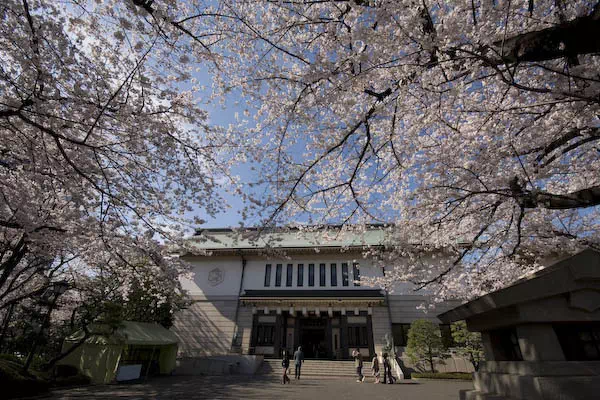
[405,320,447,373]
[451,321,485,371]
[412,372,473,380]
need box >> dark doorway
[299,316,328,358]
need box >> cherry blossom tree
[0,0,239,331]
[196,0,600,298]
[3,0,600,314]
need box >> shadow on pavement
[48,374,472,400]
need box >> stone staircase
[260,359,375,380]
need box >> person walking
[371,353,381,384]
[353,348,364,382]
[382,353,395,384]
[293,346,304,379]
[281,351,291,384]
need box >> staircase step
[260,359,379,378]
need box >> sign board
[116,364,142,381]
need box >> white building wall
[172,298,238,357]
[180,255,243,298]
[175,248,470,369]
[174,255,243,357]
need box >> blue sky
[188,67,256,229]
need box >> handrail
[392,355,404,380]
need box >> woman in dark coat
[282,351,291,384]
[382,353,395,384]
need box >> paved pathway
[47,375,473,400]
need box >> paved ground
[46,375,473,400]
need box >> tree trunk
[491,5,600,64]
[428,346,435,373]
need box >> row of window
[264,263,360,287]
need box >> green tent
[59,321,178,384]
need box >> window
[330,263,337,286]
[342,263,349,286]
[319,263,326,286]
[275,264,282,287]
[286,264,293,287]
[308,264,315,286]
[353,263,360,286]
[264,264,272,287]
[440,324,455,348]
[348,326,369,347]
[489,328,523,361]
[256,325,275,346]
[297,264,304,287]
[555,323,600,361]
[392,324,411,347]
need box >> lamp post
[23,281,69,373]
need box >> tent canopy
[65,321,179,346]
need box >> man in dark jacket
[293,346,304,379]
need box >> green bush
[412,372,473,380]
[0,359,50,398]
[406,320,446,373]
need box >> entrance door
[299,316,328,358]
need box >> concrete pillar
[340,314,349,359]
[480,332,496,361]
[367,315,375,357]
[274,313,283,357]
[293,316,300,350]
[516,324,566,361]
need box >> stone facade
[439,249,600,400]
[173,227,475,374]
[173,298,238,357]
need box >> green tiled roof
[187,226,388,251]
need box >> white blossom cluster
[201,0,600,299]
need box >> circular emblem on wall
[208,268,225,286]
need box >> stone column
[340,314,349,359]
[516,324,566,361]
[480,331,496,361]
[274,313,283,358]
[326,316,333,359]
[294,315,300,350]
[250,313,259,353]
[366,314,375,358]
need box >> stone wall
[371,306,392,356]
[388,296,462,323]
[172,297,238,357]
[464,361,600,400]
[237,305,254,354]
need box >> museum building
[173,226,460,360]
